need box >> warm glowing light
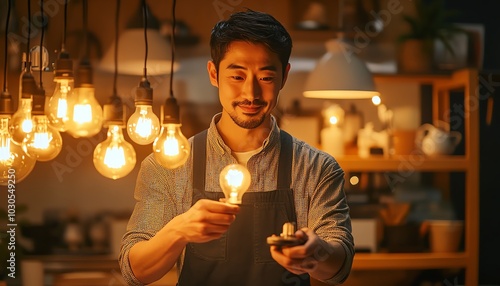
[372,95,381,106]
[219,164,251,204]
[349,175,359,186]
[153,124,190,169]
[73,104,92,123]
[163,135,180,156]
[10,98,34,144]
[103,145,126,169]
[23,115,63,162]
[322,104,344,127]
[0,118,36,185]
[136,117,152,137]
[21,119,33,133]
[47,79,74,131]
[127,105,160,145]
[33,132,51,149]
[66,86,103,138]
[57,96,68,118]
[93,125,136,180]
[329,116,339,125]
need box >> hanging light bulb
[66,0,102,138]
[46,0,74,132]
[153,97,190,169]
[11,54,38,144]
[24,66,63,163]
[93,0,136,180]
[0,117,36,185]
[46,50,74,132]
[126,0,160,145]
[94,124,136,180]
[66,58,103,138]
[0,0,36,184]
[152,0,189,169]
[127,78,160,144]
[23,114,63,162]
[219,163,251,204]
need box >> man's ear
[280,63,291,89]
[207,61,218,87]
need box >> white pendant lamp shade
[303,39,380,99]
[99,29,179,76]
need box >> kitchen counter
[21,255,177,286]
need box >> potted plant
[397,0,465,72]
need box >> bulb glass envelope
[303,39,380,99]
[99,29,179,76]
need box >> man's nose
[241,76,262,100]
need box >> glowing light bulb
[47,78,74,131]
[127,105,160,145]
[23,115,63,161]
[11,57,38,144]
[10,97,34,144]
[219,164,251,204]
[93,125,136,180]
[153,123,190,169]
[66,85,103,138]
[0,118,36,185]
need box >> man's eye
[231,76,244,80]
[260,77,274,82]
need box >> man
[120,10,354,286]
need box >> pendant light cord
[62,0,68,51]
[83,0,88,59]
[112,0,120,96]
[39,0,45,88]
[2,0,11,93]
[169,0,176,98]
[27,0,31,57]
[142,0,148,78]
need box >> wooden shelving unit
[335,69,479,285]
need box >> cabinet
[336,69,479,285]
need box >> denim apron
[177,130,310,286]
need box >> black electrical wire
[142,0,148,78]
[112,0,120,96]
[169,0,176,98]
[83,0,88,59]
[2,0,11,93]
[27,0,31,56]
[62,0,68,51]
[39,0,45,87]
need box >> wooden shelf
[335,155,470,171]
[330,69,479,285]
[353,252,469,270]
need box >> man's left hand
[270,228,331,275]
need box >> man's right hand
[171,199,240,243]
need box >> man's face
[208,41,290,129]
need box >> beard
[229,99,268,129]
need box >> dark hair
[210,10,292,76]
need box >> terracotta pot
[398,39,434,73]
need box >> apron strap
[192,129,208,195]
[277,130,293,190]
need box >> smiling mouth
[238,104,263,114]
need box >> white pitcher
[415,122,462,155]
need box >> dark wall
[445,0,500,284]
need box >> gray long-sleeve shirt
[119,114,354,285]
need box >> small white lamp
[303,39,380,99]
[99,3,178,75]
[320,104,345,157]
